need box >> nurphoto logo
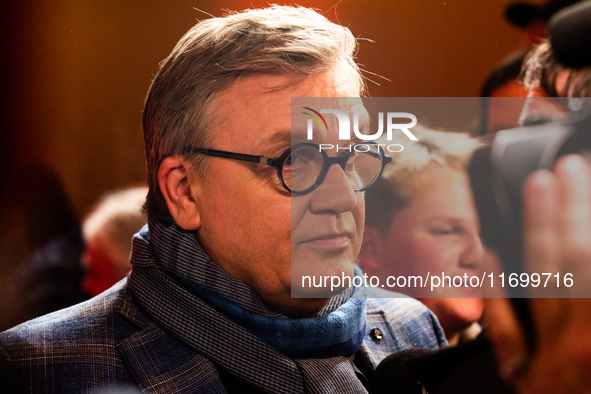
[303,107,417,152]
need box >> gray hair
[83,186,147,265]
[142,5,365,218]
[522,40,591,97]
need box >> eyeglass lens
[283,144,383,193]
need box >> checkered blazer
[0,279,445,393]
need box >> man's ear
[359,225,382,274]
[158,156,201,230]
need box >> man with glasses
[0,6,445,393]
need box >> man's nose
[309,163,358,214]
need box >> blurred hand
[485,155,591,394]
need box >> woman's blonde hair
[365,127,481,232]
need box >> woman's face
[365,165,485,336]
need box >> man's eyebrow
[259,130,300,153]
[260,129,366,153]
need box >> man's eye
[285,155,305,168]
[285,149,317,168]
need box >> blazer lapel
[115,289,227,393]
[116,324,227,393]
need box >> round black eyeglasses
[183,142,392,195]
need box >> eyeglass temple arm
[186,148,278,166]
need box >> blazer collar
[116,290,227,393]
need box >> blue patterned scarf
[185,273,367,359]
[127,216,369,393]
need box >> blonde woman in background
[361,128,485,345]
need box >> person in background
[0,163,80,292]
[0,185,147,331]
[485,2,591,392]
[505,0,582,48]
[81,186,147,297]
[480,51,530,135]
[360,128,485,345]
[521,41,591,99]
[0,163,86,332]
[393,3,591,392]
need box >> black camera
[469,0,591,341]
[469,103,591,341]
[470,108,591,292]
